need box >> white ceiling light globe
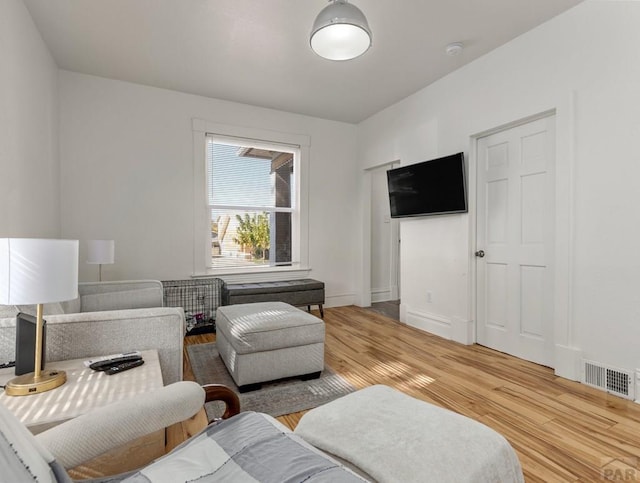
[311,23,371,61]
[310,0,372,61]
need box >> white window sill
[192,266,311,284]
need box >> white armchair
[0,280,185,384]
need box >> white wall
[0,0,60,237]
[58,71,359,306]
[358,0,640,377]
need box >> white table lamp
[87,239,115,281]
[0,238,79,396]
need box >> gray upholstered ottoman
[216,301,325,392]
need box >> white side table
[0,349,163,434]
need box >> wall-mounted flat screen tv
[387,152,467,218]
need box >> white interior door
[476,115,555,367]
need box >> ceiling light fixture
[310,0,372,61]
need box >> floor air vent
[582,360,634,400]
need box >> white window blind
[206,135,297,270]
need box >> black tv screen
[387,152,467,218]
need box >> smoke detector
[445,42,463,56]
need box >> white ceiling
[24,0,582,124]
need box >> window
[205,135,299,271]
[192,120,310,277]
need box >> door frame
[359,159,400,307]
[468,103,578,378]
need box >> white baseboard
[401,304,452,340]
[554,344,582,381]
[325,292,356,308]
[371,287,392,303]
[451,317,475,345]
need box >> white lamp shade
[0,238,79,305]
[310,0,372,61]
[87,240,115,265]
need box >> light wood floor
[181,305,640,482]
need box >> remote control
[84,351,141,367]
[105,359,144,375]
[90,355,143,371]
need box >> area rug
[187,343,355,420]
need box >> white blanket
[294,385,524,483]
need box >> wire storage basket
[161,278,224,334]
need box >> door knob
[475,250,485,258]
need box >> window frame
[192,119,310,280]
[206,134,298,268]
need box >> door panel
[486,263,508,329]
[521,173,545,244]
[520,265,545,337]
[488,179,508,243]
[476,115,555,366]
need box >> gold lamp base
[5,369,67,396]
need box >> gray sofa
[0,280,185,384]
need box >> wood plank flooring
[182,305,640,482]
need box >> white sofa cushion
[81,287,161,312]
[60,297,81,314]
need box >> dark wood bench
[221,279,325,317]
